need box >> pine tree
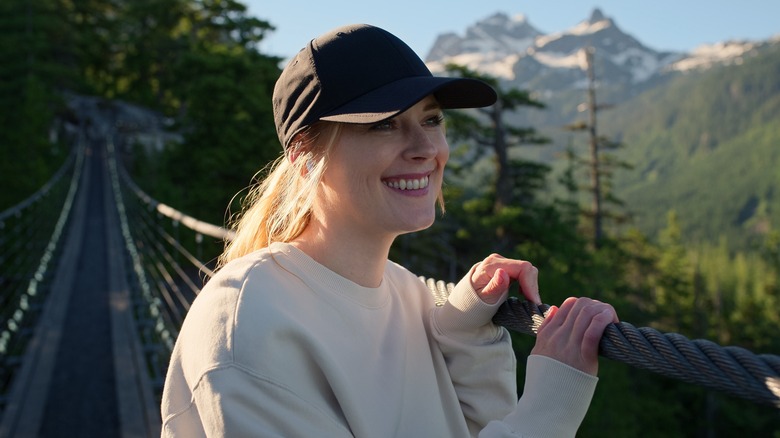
[0,0,74,209]
[564,47,632,248]
[443,64,548,212]
[92,1,279,226]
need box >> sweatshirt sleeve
[431,271,599,438]
[162,364,353,438]
[430,272,518,435]
[479,355,599,438]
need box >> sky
[243,0,780,61]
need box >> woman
[161,24,618,437]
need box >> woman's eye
[424,114,445,127]
[370,119,395,131]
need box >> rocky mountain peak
[588,7,607,24]
[426,8,768,96]
[425,12,541,62]
[426,8,680,88]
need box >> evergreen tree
[115,0,190,109]
[159,47,280,224]
[0,0,74,209]
[564,47,632,248]
[443,64,548,212]
[110,0,281,225]
[62,0,123,96]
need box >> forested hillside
[606,43,780,250]
[1,1,778,435]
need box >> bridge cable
[424,278,780,408]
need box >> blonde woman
[161,24,618,437]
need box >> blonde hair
[218,123,342,268]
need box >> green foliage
[0,0,72,209]
[608,44,780,250]
[642,215,780,435]
[396,55,779,435]
[443,64,548,212]
[149,48,280,224]
[109,0,282,224]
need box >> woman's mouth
[382,176,430,191]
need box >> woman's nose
[403,126,438,160]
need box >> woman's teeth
[383,176,429,190]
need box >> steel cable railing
[107,139,229,393]
[126,204,193,325]
[424,278,780,408]
[0,140,82,411]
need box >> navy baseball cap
[272,24,497,150]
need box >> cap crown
[272,24,496,149]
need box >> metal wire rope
[424,278,780,408]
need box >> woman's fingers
[515,263,540,305]
[548,296,578,326]
[467,252,621,376]
[470,254,540,305]
[478,268,510,304]
[581,308,617,359]
[532,297,619,376]
[536,305,558,332]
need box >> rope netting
[423,278,780,408]
[0,142,82,411]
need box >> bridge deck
[0,139,160,437]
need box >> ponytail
[218,123,341,268]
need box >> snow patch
[568,19,612,37]
[668,41,757,72]
[610,47,666,82]
[535,32,564,48]
[428,53,521,80]
[533,50,586,69]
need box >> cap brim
[319,76,497,124]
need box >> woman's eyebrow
[423,102,442,111]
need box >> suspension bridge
[0,97,207,437]
[0,98,778,437]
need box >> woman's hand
[470,254,541,305]
[531,297,618,376]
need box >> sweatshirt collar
[269,242,390,309]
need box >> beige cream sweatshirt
[161,242,597,437]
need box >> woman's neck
[290,224,394,288]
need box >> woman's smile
[381,174,431,194]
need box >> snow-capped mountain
[426,8,765,93]
[425,13,541,80]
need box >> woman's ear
[288,141,316,176]
[288,141,303,164]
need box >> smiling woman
[160,23,618,437]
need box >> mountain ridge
[425,8,771,93]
